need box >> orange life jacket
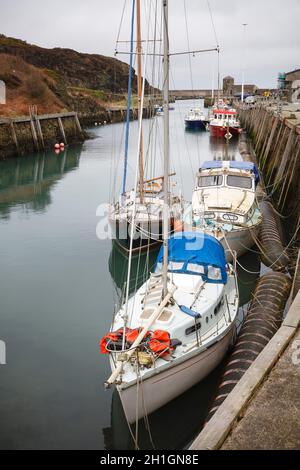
[148,330,173,357]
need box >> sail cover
[156,232,227,284]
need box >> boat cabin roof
[213,108,237,115]
[199,161,259,185]
[156,232,227,284]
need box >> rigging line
[206,0,219,48]
[123,0,152,345]
[115,0,128,54]
[183,0,195,100]
[169,67,196,177]
[122,0,136,195]
[116,47,218,56]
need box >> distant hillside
[0,34,152,117]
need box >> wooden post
[275,128,295,185]
[9,120,20,155]
[35,118,45,149]
[74,113,83,134]
[58,117,67,144]
[30,117,39,151]
[261,116,278,171]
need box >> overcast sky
[0,0,299,89]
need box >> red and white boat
[209,103,242,139]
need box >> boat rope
[123,5,152,350]
[122,0,136,195]
[183,0,195,107]
[115,0,128,54]
[138,365,156,449]
[206,0,219,49]
[135,356,140,449]
[221,230,262,275]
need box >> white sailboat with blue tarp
[101,232,239,423]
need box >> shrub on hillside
[26,73,47,99]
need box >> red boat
[209,106,241,139]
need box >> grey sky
[0,0,299,89]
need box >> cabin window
[227,175,252,189]
[187,263,205,274]
[214,298,224,315]
[168,261,184,271]
[185,322,201,336]
[214,114,217,119]
[218,114,222,119]
[155,262,162,272]
[198,175,223,187]
[207,266,222,281]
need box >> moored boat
[189,160,262,260]
[185,108,209,131]
[101,232,239,423]
[209,105,241,139]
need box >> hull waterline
[117,328,234,423]
[185,120,208,131]
[209,125,241,138]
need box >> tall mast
[217,47,220,103]
[241,23,248,103]
[162,0,169,298]
[136,0,144,202]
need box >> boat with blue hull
[185,108,209,131]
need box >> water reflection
[0,146,81,219]
[108,241,159,304]
[209,136,238,161]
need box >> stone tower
[223,76,234,96]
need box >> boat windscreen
[198,175,223,187]
[227,175,252,189]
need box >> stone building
[285,68,300,102]
[222,76,257,97]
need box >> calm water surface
[0,100,260,449]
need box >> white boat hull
[218,224,260,261]
[117,327,234,423]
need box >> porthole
[185,323,201,336]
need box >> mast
[162,0,169,298]
[217,46,220,103]
[241,24,248,103]
[136,0,144,202]
[122,0,135,195]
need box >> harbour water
[0,100,260,450]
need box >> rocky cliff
[0,34,152,118]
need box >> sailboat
[101,1,239,424]
[189,160,262,260]
[108,0,182,254]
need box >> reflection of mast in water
[209,136,239,161]
[108,241,158,306]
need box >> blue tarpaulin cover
[199,160,260,185]
[200,161,222,170]
[156,232,227,284]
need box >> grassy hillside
[0,34,152,117]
